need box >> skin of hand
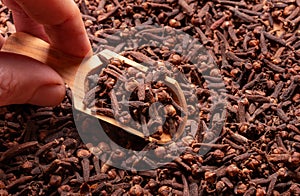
[0,0,92,106]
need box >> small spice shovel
[1,32,187,144]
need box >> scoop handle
[1,32,83,87]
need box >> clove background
[0,0,300,195]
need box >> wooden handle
[1,32,84,87]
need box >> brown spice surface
[0,0,300,195]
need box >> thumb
[0,52,65,106]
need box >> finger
[12,0,92,57]
[0,52,65,106]
[2,0,48,41]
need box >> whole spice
[0,0,299,195]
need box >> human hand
[0,0,92,106]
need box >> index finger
[13,0,92,58]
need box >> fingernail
[29,84,65,106]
